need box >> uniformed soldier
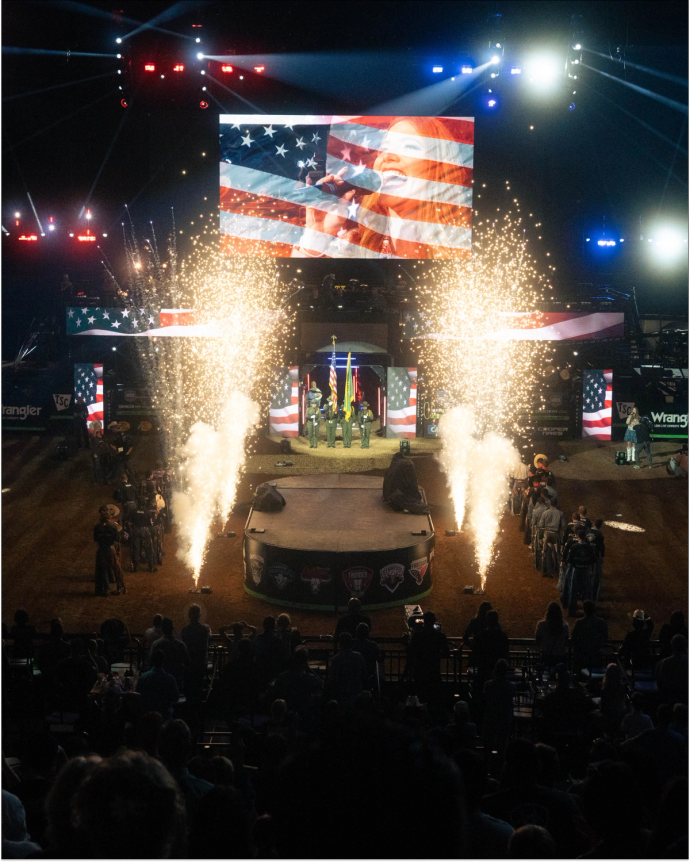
[324,397,338,448]
[340,401,354,448]
[358,401,374,449]
[306,403,320,448]
[131,502,156,573]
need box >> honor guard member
[307,381,322,408]
[358,401,374,449]
[131,501,156,573]
[153,463,174,533]
[324,397,338,448]
[114,472,138,523]
[147,495,165,568]
[98,505,126,594]
[340,401,354,448]
[306,402,321,449]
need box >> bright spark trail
[423,202,551,589]
[114,218,292,587]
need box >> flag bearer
[325,397,338,448]
[340,402,353,448]
[307,403,320,449]
[358,402,374,449]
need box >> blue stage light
[432,65,443,74]
[461,65,473,74]
[597,239,616,247]
[510,66,522,74]
[569,101,576,111]
[488,98,497,108]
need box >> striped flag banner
[219,114,473,259]
[269,366,299,437]
[582,369,613,440]
[74,363,103,426]
[386,367,417,438]
[329,342,338,405]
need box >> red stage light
[120,98,129,108]
[144,63,155,72]
[173,64,184,72]
[221,64,233,73]
[18,234,38,241]
[77,230,96,242]
[199,100,209,109]
[254,65,265,73]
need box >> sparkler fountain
[422,206,551,591]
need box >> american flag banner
[219,114,473,259]
[74,363,104,426]
[269,366,299,437]
[329,343,338,406]
[386,367,418,438]
[582,369,613,440]
[67,306,159,335]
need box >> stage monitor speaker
[280,439,292,454]
[399,439,411,455]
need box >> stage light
[221,64,233,72]
[432,65,443,74]
[160,74,165,78]
[200,70,205,75]
[569,101,576,111]
[199,100,208,109]
[116,38,122,44]
[86,209,92,220]
[134,262,142,269]
[196,52,204,60]
[570,58,580,65]
[195,37,201,43]
[14,212,20,219]
[490,72,498,78]
[239,75,244,80]
[144,63,155,72]
[202,85,206,90]
[173,64,184,72]
[116,53,122,59]
[69,232,74,237]
[48,224,55,231]
[102,233,108,237]
[117,70,121,74]
[597,239,616,246]
[461,65,473,74]
[18,234,37,241]
[488,98,497,107]
[651,227,687,262]
[573,43,582,50]
[491,55,500,64]
[525,54,560,90]
[510,66,522,74]
[495,42,502,48]
[254,65,265,73]
[121,98,128,108]
[112,346,117,351]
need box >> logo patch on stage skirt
[342,566,373,597]
[379,563,405,594]
[249,554,264,586]
[409,556,428,586]
[269,563,296,590]
[301,566,331,594]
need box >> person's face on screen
[375,120,432,212]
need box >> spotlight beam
[45,0,196,42]
[5,89,116,150]
[26,192,44,234]
[3,70,118,101]
[659,119,688,211]
[79,104,132,219]
[583,48,688,88]
[582,81,688,155]
[3,46,119,59]
[205,73,264,113]
[581,62,688,115]
[118,0,208,43]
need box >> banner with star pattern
[74,363,103,426]
[219,114,474,259]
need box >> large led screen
[219,114,473,259]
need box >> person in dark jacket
[472,610,509,685]
[633,416,653,469]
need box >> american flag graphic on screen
[74,363,104,425]
[219,114,473,259]
[386,367,417,438]
[269,366,299,437]
[582,369,613,440]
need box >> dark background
[2,0,688,360]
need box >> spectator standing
[462,601,492,661]
[624,406,640,463]
[535,602,569,669]
[406,611,450,703]
[144,613,164,649]
[454,749,513,858]
[473,609,509,684]
[180,604,211,702]
[621,692,654,740]
[658,610,688,658]
[136,649,180,718]
[333,597,372,639]
[274,647,323,727]
[219,621,257,660]
[158,719,213,822]
[35,619,71,686]
[571,600,608,673]
[274,613,301,669]
[55,638,98,711]
[481,659,515,762]
[252,616,284,684]
[150,618,190,693]
[352,622,381,688]
[446,699,477,749]
[655,634,688,704]
[599,663,628,732]
[619,609,654,668]
[328,632,367,708]
[9,609,37,659]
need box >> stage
[243,474,434,610]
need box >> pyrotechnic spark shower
[424,204,551,588]
[113,219,293,586]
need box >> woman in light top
[624,407,640,464]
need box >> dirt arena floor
[2,432,687,641]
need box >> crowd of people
[2,595,687,858]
